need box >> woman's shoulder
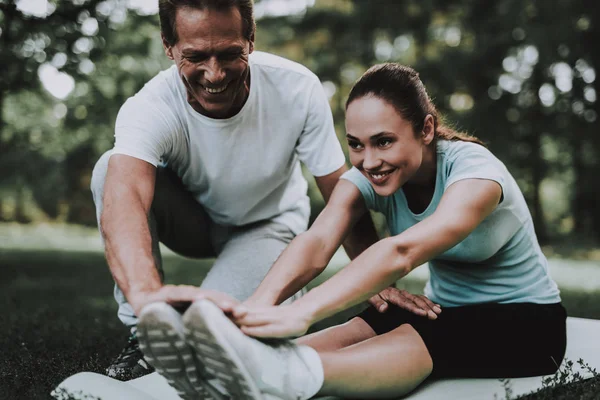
[437,139,494,159]
[436,139,511,196]
[437,139,505,172]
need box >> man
[91,0,424,384]
[90,0,377,382]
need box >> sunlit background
[1,0,599,258]
[2,2,600,398]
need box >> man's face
[164,6,254,119]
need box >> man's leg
[134,220,301,397]
[91,151,214,380]
[200,220,300,303]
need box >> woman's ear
[422,114,435,145]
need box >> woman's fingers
[240,319,307,338]
[195,290,239,313]
[232,309,280,327]
[241,324,288,338]
[232,305,248,319]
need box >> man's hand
[129,285,239,316]
[368,287,442,320]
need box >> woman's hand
[195,290,240,314]
[231,304,313,338]
[368,287,442,320]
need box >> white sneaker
[137,302,227,400]
[182,300,324,400]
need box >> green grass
[1,249,600,399]
[518,377,600,400]
[500,359,600,400]
[0,249,214,399]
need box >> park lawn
[1,249,599,400]
[0,249,213,400]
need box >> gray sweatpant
[91,151,303,328]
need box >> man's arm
[101,154,209,315]
[314,165,379,260]
[101,154,161,312]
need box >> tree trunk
[0,90,5,221]
[570,126,588,235]
[575,1,600,242]
[531,134,547,243]
[530,67,548,243]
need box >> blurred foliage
[1,0,599,246]
[1,0,170,223]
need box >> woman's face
[345,96,432,196]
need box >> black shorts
[357,302,567,379]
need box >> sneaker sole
[183,300,264,400]
[137,302,223,400]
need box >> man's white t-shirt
[112,51,346,234]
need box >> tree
[0,0,167,224]
[258,0,599,243]
[1,0,598,245]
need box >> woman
[139,63,566,400]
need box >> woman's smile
[365,169,397,185]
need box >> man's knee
[90,150,113,206]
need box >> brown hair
[159,0,256,46]
[346,63,484,146]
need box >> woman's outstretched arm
[235,179,502,338]
[244,180,369,307]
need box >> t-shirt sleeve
[295,80,346,177]
[112,96,174,167]
[340,167,386,213]
[445,144,506,200]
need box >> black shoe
[106,332,155,381]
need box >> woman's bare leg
[295,317,377,352]
[318,324,433,399]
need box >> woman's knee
[391,324,434,375]
[296,317,376,351]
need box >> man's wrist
[126,285,162,313]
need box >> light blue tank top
[341,140,561,307]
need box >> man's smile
[202,83,229,94]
